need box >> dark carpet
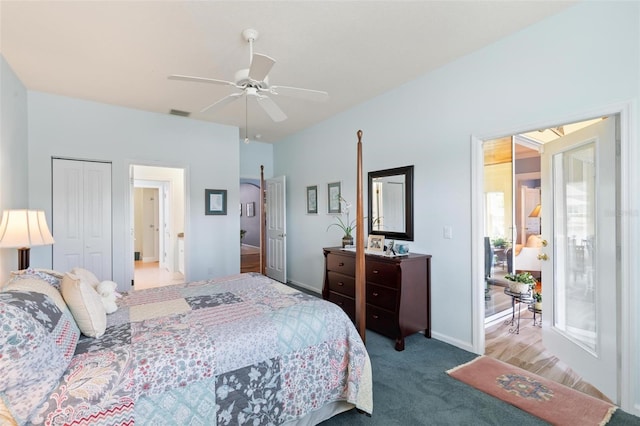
[320,331,640,425]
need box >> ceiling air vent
[169,109,190,117]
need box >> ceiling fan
[169,28,329,123]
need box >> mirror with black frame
[368,165,414,241]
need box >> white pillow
[3,277,68,313]
[70,267,100,289]
[61,273,106,338]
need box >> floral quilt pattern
[29,273,372,425]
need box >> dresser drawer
[328,292,355,321]
[326,253,355,276]
[327,271,355,297]
[366,304,397,338]
[366,283,397,312]
[366,260,399,287]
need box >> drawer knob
[372,270,379,274]
[372,314,379,319]
[339,262,345,266]
[337,301,343,306]
[338,282,344,286]
[372,292,379,297]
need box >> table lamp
[0,209,55,270]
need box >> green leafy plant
[505,271,537,285]
[240,229,247,240]
[492,237,510,248]
[327,197,355,237]
[533,291,542,302]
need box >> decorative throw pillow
[61,273,107,338]
[0,289,79,364]
[7,268,63,290]
[3,277,68,313]
[70,267,100,289]
[0,292,69,423]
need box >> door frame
[124,160,189,288]
[134,180,169,266]
[470,101,637,411]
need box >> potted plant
[492,237,510,249]
[327,197,356,247]
[533,291,542,310]
[505,271,536,294]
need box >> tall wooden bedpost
[355,130,366,343]
[260,165,266,275]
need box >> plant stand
[528,304,542,327]
[504,288,534,334]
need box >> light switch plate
[443,226,453,239]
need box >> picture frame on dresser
[367,235,385,252]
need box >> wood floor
[134,261,184,290]
[241,244,260,273]
[485,307,611,403]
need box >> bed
[0,270,372,425]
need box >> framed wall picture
[306,185,318,214]
[246,202,255,217]
[205,189,227,215]
[367,234,385,252]
[327,182,341,214]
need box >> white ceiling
[1,1,576,143]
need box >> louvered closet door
[52,159,112,280]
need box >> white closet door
[53,159,112,280]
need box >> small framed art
[327,182,341,214]
[246,202,255,217]
[306,185,318,214]
[205,189,227,215]
[367,234,385,252]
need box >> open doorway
[131,165,186,290]
[481,117,615,403]
[240,178,261,273]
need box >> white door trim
[134,180,170,268]
[470,101,637,414]
[124,161,189,289]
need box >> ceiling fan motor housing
[234,68,269,89]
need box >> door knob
[541,239,548,247]
[537,253,549,261]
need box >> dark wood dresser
[322,247,431,351]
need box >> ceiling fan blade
[248,53,275,82]
[269,85,329,102]
[256,94,287,122]
[169,74,237,87]
[201,92,244,113]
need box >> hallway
[134,261,184,290]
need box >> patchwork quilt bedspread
[29,273,373,425]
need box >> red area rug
[447,356,616,426]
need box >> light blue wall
[274,2,639,350]
[240,140,273,179]
[26,91,240,289]
[0,56,29,278]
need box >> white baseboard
[286,279,322,295]
[430,331,476,354]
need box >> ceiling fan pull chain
[244,94,250,144]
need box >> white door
[265,175,286,283]
[53,159,112,280]
[142,188,159,262]
[541,117,618,402]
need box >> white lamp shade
[0,210,55,248]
